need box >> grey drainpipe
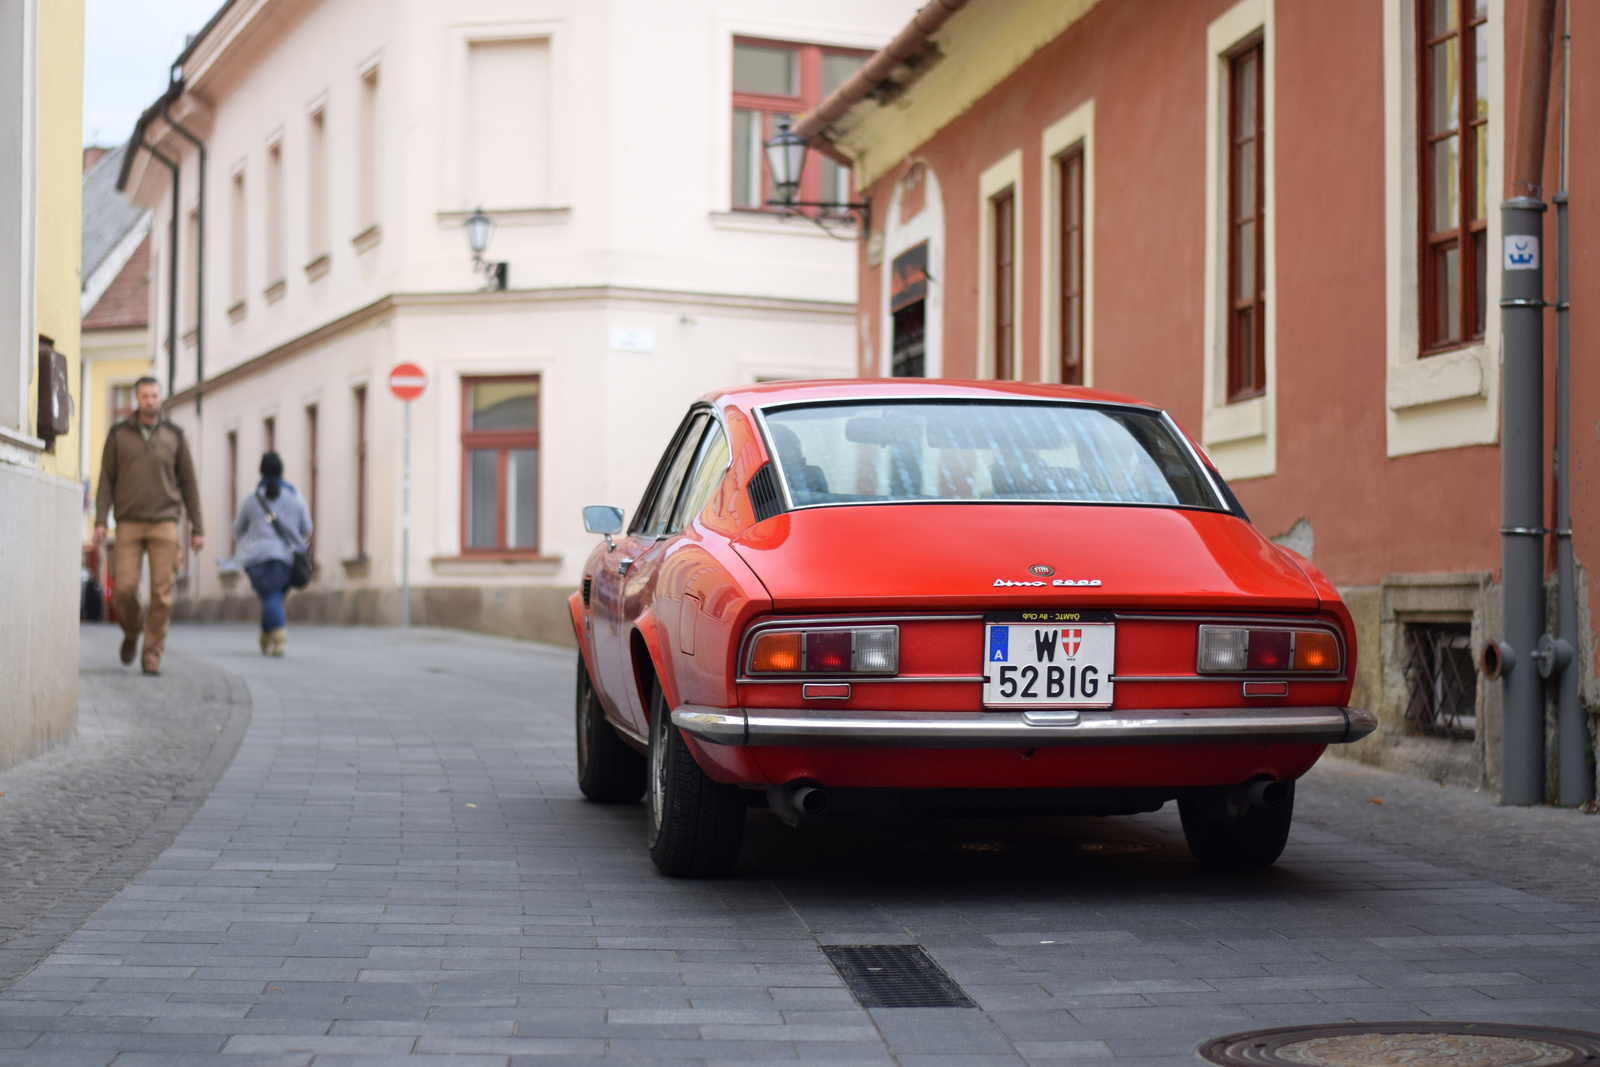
[161,89,205,417]
[1498,0,1557,806]
[140,141,180,396]
[1552,0,1589,805]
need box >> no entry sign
[388,363,428,402]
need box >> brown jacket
[95,418,204,535]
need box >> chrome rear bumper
[671,704,1377,749]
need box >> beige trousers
[111,520,180,670]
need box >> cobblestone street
[2,623,1599,1065]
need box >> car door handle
[618,557,634,576]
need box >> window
[991,188,1016,380]
[673,423,731,530]
[1226,38,1265,401]
[305,404,318,556]
[353,385,367,558]
[265,141,284,289]
[731,39,867,210]
[263,415,275,453]
[461,377,539,553]
[466,38,551,208]
[226,431,238,554]
[891,241,929,379]
[356,68,379,236]
[1420,0,1488,351]
[762,401,1221,510]
[110,383,137,423]
[1058,147,1085,385]
[229,170,246,314]
[307,107,328,265]
[636,412,710,536]
[1403,621,1475,739]
[183,209,199,335]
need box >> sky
[83,0,226,148]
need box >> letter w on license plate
[982,612,1115,709]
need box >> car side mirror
[583,505,624,536]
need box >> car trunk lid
[730,503,1319,614]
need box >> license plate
[982,611,1115,709]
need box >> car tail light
[1197,626,1341,673]
[747,627,898,675]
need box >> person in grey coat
[232,452,312,656]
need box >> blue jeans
[245,559,293,631]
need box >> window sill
[1387,342,1487,412]
[182,328,198,348]
[304,254,330,280]
[227,301,247,324]
[341,555,370,578]
[1202,393,1266,446]
[263,279,286,304]
[352,224,382,254]
[435,207,570,228]
[431,553,562,578]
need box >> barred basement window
[1402,621,1476,739]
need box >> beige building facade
[119,0,914,642]
[0,0,85,768]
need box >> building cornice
[165,285,856,406]
[825,0,1102,187]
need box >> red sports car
[571,380,1372,877]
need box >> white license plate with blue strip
[982,612,1115,709]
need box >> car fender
[631,611,681,718]
[568,591,601,686]
[1283,549,1359,705]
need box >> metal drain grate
[1199,1022,1600,1066]
[821,944,975,1009]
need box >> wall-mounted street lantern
[464,207,508,291]
[762,119,869,239]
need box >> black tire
[1178,782,1295,869]
[645,681,745,877]
[575,653,646,803]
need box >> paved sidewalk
[0,623,1596,1065]
[0,625,249,991]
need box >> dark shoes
[142,667,161,677]
[120,635,138,665]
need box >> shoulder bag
[256,490,314,589]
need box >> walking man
[93,377,204,675]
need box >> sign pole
[386,362,428,630]
[401,398,411,628]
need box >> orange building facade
[815,0,1597,796]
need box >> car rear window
[759,400,1220,510]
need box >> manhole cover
[1199,1023,1600,1067]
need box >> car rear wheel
[645,682,745,877]
[575,654,646,803]
[1178,781,1294,869]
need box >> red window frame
[111,383,137,423]
[459,375,541,558]
[1058,147,1085,386]
[1226,37,1266,402]
[992,187,1016,380]
[1419,0,1489,353]
[731,37,870,213]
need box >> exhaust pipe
[791,785,829,816]
[1243,778,1289,809]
